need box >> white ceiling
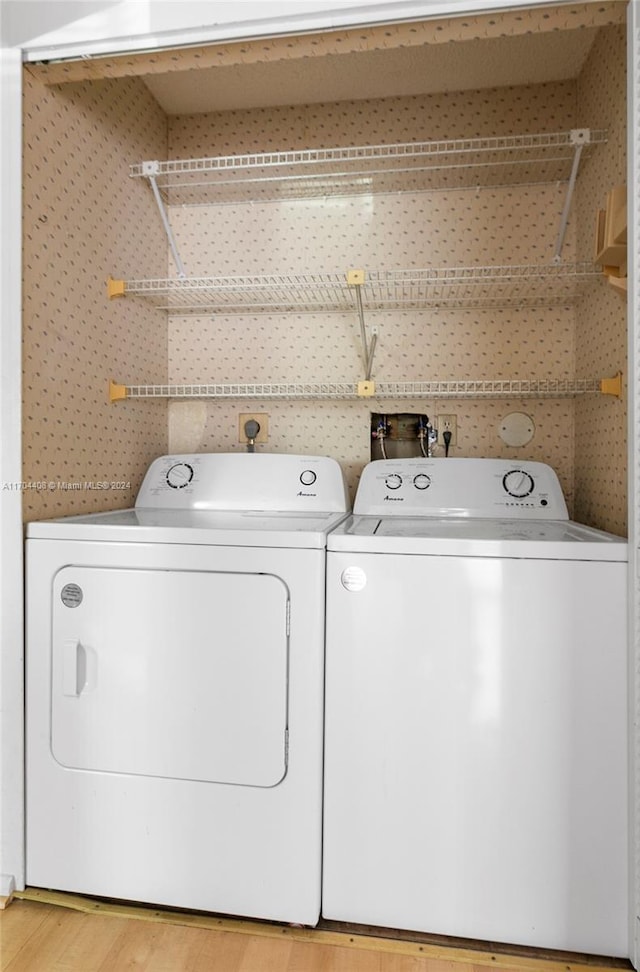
[143,26,600,115]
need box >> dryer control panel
[136,453,349,513]
[353,458,568,519]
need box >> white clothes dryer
[26,452,349,925]
[323,458,627,956]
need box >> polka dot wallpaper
[574,24,627,534]
[168,82,578,158]
[22,74,169,520]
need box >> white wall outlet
[436,414,457,445]
[239,413,269,443]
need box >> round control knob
[300,469,317,486]
[413,474,431,490]
[502,469,535,498]
[385,474,402,490]
[166,462,194,489]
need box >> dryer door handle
[62,639,96,696]
[63,639,83,696]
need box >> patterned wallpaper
[166,81,583,509]
[168,82,577,156]
[22,74,169,520]
[575,24,627,534]
[167,183,572,276]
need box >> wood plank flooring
[0,893,632,972]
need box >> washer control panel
[136,453,349,512]
[354,458,568,519]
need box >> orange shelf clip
[600,371,623,398]
[107,276,126,299]
[109,380,127,403]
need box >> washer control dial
[166,462,194,489]
[385,474,403,490]
[413,474,431,490]
[502,469,535,498]
[300,469,317,486]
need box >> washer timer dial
[502,469,535,498]
[385,474,403,490]
[413,474,431,490]
[166,462,194,489]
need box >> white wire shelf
[108,263,602,313]
[130,130,607,204]
[109,377,620,403]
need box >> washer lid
[327,515,627,561]
[26,507,349,548]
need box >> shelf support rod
[348,269,377,381]
[366,328,378,382]
[354,283,369,370]
[553,130,589,263]
[145,167,186,278]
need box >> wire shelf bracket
[142,161,186,276]
[347,268,378,385]
[553,129,590,262]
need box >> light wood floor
[0,893,632,972]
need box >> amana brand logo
[297,491,317,497]
[384,495,404,501]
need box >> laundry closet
[10,0,637,962]
[21,0,628,538]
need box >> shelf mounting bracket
[600,370,623,398]
[142,161,186,278]
[109,379,128,403]
[107,276,125,299]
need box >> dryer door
[51,566,289,787]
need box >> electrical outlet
[239,412,269,443]
[436,414,457,446]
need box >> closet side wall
[167,83,580,506]
[22,73,169,520]
[575,24,627,535]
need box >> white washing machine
[26,452,349,925]
[323,458,627,956]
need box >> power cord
[443,429,452,458]
[416,415,429,458]
[374,416,390,459]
